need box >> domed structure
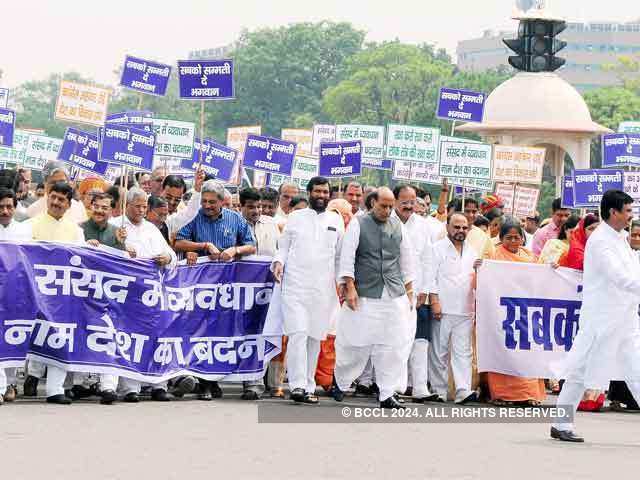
[456,72,612,194]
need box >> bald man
[332,187,415,409]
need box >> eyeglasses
[399,200,416,207]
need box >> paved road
[2,390,639,480]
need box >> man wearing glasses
[149,167,168,196]
[426,213,479,404]
[161,171,205,241]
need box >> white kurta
[0,219,32,241]
[560,221,640,389]
[336,216,414,347]
[272,208,344,341]
[110,216,177,268]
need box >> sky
[1,0,637,88]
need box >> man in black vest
[332,187,414,409]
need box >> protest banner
[120,55,171,96]
[106,110,154,125]
[513,184,540,218]
[392,160,493,190]
[476,261,582,378]
[281,129,312,156]
[436,87,485,123]
[362,158,393,170]
[0,129,30,165]
[177,59,234,100]
[24,134,63,171]
[151,118,195,159]
[227,126,262,185]
[386,124,440,163]
[55,80,109,127]
[318,140,362,178]
[572,168,624,207]
[100,124,155,171]
[181,138,237,182]
[602,133,640,168]
[624,171,640,208]
[619,121,640,134]
[58,128,109,177]
[495,183,515,214]
[0,108,15,147]
[438,140,492,180]
[243,134,297,176]
[270,155,320,190]
[0,243,281,382]
[0,88,8,108]
[562,176,574,208]
[492,145,545,185]
[311,124,336,157]
[335,124,385,159]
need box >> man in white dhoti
[0,187,32,405]
[392,185,438,402]
[272,176,344,404]
[551,190,640,442]
[332,187,414,409]
[427,213,478,404]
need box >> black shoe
[151,389,173,402]
[303,393,319,404]
[404,387,413,397]
[456,392,478,405]
[290,387,305,403]
[100,390,118,405]
[71,385,94,399]
[550,427,585,443]
[331,376,345,402]
[123,392,140,403]
[241,390,260,401]
[354,383,373,396]
[380,396,406,409]
[172,376,197,398]
[413,394,440,404]
[198,383,213,401]
[46,394,72,405]
[210,381,223,399]
[23,375,39,396]
[393,393,405,404]
[370,383,380,395]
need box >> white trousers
[335,343,403,402]
[0,368,16,394]
[356,358,375,387]
[286,332,321,393]
[429,314,473,401]
[27,360,67,397]
[396,307,417,394]
[119,379,168,395]
[100,374,119,392]
[409,340,433,398]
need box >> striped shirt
[176,208,254,254]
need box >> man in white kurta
[272,177,343,404]
[427,213,478,404]
[0,188,33,404]
[333,187,414,408]
[552,190,640,442]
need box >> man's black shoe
[302,393,319,404]
[380,396,406,409]
[550,427,584,443]
[210,381,223,399]
[241,390,260,401]
[46,394,72,405]
[151,389,173,402]
[123,392,140,403]
[100,390,118,405]
[23,375,39,396]
[290,388,305,403]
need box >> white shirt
[249,215,280,257]
[429,237,478,316]
[391,211,428,293]
[110,216,177,268]
[0,219,32,241]
[166,191,201,239]
[524,230,533,248]
[339,214,414,287]
[424,214,446,244]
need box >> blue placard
[120,56,171,96]
[561,176,574,208]
[362,157,393,171]
[106,110,154,125]
[58,127,109,177]
[100,124,156,171]
[602,133,640,168]
[436,88,485,123]
[318,140,362,178]
[242,134,296,176]
[0,108,16,147]
[177,59,234,100]
[181,137,238,182]
[572,169,624,207]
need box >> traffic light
[503,19,567,72]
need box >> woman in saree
[485,219,546,407]
[538,214,580,265]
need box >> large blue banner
[180,137,238,182]
[58,127,109,177]
[318,140,362,178]
[562,175,574,208]
[602,133,640,167]
[0,243,281,382]
[243,134,296,175]
[177,60,234,100]
[100,124,156,171]
[572,168,624,207]
[436,88,485,123]
[0,108,15,147]
[120,56,171,97]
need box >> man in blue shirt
[175,179,257,400]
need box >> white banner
[619,121,640,134]
[24,133,63,171]
[439,141,492,180]
[281,128,312,156]
[386,124,439,163]
[311,124,336,157]
[152,118,195,159]
[476,261,583,378]
[513,185,540,218]
[392,160,493,191]
[55,80,110,127]
[0,88,8,108]
[0,128,30,164]
[494,183,515,214]
[492,145,545,185]
[335,124,385,159]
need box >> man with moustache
[344,181,364,216]
[272,176,344,404]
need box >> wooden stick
[121,166,128,228]
[195,99,205,172]
[137,92,143,111]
